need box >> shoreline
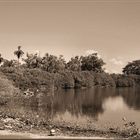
[0,130,108,139]
[0,117,139,139]
[0,113,139,139]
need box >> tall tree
[41,53,66,72]
[123,60,140,75]
[55,55,66,72]
[14,46,24,68]
[41,53,50,71]
[81,53,105,72]
[46,54,58,73]
[23,52,42,68]
[66,56,81,71]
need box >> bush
[72,71,95,88]
[54,71,74,89]
[0,67,54,93]
[111,74,135,87]
[1,67,139,91]
[129,74,140,86]
[0,72,19,105]
[54,71,115,89]
[93,72,116,87]
[0,72,19,97]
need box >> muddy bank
[0,115,140,139]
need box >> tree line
[0,46,105,73]
[0,46,140,75]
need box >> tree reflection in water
[6,87,140,125]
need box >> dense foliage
[22,52,105,73]
[6,47,105,73]
[81,53,105,72]
[0,67,54,93]
[0,46,140,93]
[66,56,81,71]
[123,60,140,75]
[111,74,135,87]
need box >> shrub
[54,71,74,89]
[0,67,54,93]
[111,74,135,87]
[93,72,115,87]
[0,72,19,97]
[72,71,95,88]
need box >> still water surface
[8,87,140,128]
[52,87,140,128]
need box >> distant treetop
[123,60,140,75]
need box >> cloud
[103,97,125,111]
[85,49,101,58]
[110,69,120,74]
[35,50,40,56]
[104,69,120,74]
[110,58,124,65]
[104,69,109,73]
[86,49,98,55]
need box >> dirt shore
[0,130,108,139]
[0,115,139,139]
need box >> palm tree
[14,46,24,68]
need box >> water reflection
[36,87,140,120]
[103,96,125,111]
[8,87,140,127]
[117,87,140,110]
[52,88,117,119]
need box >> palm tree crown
[14,46,24,59]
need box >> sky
[0,0,140,73]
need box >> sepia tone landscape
[0,0,140,139]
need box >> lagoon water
[52,87,140,128]
[7,87,140,128]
